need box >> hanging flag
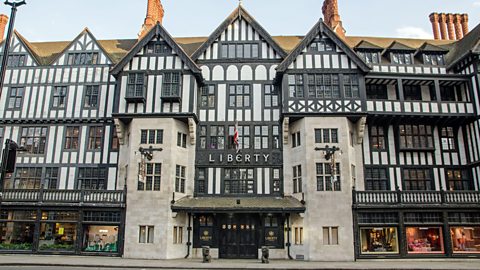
[234,121,239,152]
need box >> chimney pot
[438,13,448,40]
[446,13,455,40]
[461,14,469,36]
[0,14,8,41]
[429,13,440,40]
[453,14,463,40]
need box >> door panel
[219,214,258,259]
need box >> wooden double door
[219,214,259,259]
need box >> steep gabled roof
[354,40,383,51]
[447,23,480,69]
[191,5,287,60]
[383,41,416,52]
[111,23,202,77]
[415,42,448,56]
[48,28,116,65]
[277,19,370,73]
[1,31,42,65]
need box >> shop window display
[0,222,35,250]
[83,226,119,252]
[39,223,77,251]
[406,227,444,253]
[450,227,480,253]
[360,228,398,254]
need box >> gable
[0,32,39,67]
[192,6,287,61]
[111,23,201,78]
[277,19,369,73]
[51,29,113,66]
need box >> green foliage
[39,243,75,251]
[0,243,33,250]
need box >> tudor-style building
[0,0,479,261]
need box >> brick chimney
[139,0,164,38]
[453,14,463,40]
[438,13,448,40]
[430,12,469,41]
[446,13,455,40]
[322,0,346,39]
[429,13,440,40]
[461,14,469,36]
[0,14,8,41]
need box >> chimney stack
[461,14,469,36]
[446,13,455,40]
[430,12,469,40]
[453,14,463,40]
[429,13,440,40]
[139,0,165,38]
[0,14,8,41]
[322,0,346,39]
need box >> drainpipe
[184,213,192,258]
[286,213,293,260]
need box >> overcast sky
[2,0,479,42]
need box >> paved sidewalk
[0,254,479,269]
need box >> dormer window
[308,39,335,52]
[391,52,412,65]
[7,54,27,67]
[424,54,445,66]
[145,41,170,54]
[358,51,380,64]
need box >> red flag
[234,122,239,151]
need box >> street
[0,268,181,270]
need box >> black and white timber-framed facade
[0,0,479,261]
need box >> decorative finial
[239,0,243,6]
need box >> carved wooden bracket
[356,116,367,145]
[188,118,196,145]
[283,117,290,145]
[114,119,126,145]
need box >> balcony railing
[1,189,126,206]
[366,100,474,115]
[353,190,480,206]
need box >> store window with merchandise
[450,227,480,253]
[360,227,398,254]
[406,227,444,254]
[39,211,79,252]
[0,211,36,251]
[82,211,121,253]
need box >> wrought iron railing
[1,189,126,205]
[353,190,480,206]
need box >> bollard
[202,246,211,263]
[261,246,269,264]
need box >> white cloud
[474,1,480,7]
[396,27,433,39]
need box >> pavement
[0,254,480,269]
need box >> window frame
[51,86,68,109]
[199,85,216,108]
[139,225,154,244]
[402,168,434,191]
[364,167,390,191]
[161,72,182,100]
[398,124,434,150]
[7,87,24,110]
[370,126,386,151]
[84,85,100,108]
[293,165,302,194]
[64,126,80,150]
[228,84,251,108]
[175,165,186,193]
[138,163,162,191]
[125,72,146,102]
[77,167,107,190]
[316,163,341,191]
[87,126,104,150]
[19,126,48,155]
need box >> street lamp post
[0,0,26,96]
